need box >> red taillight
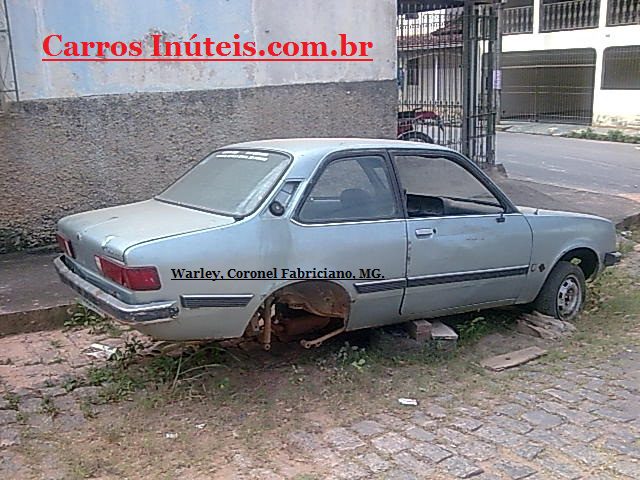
[56,233,75,258]
[95,256,161,291]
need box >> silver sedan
[54,138,620,347]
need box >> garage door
[501,49,596,125]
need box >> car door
[391,150,533,318]
[290,150,407,330]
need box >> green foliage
[64,303,123,336]
[455,312,517,345]
[39,395,59,417]
[65,303,104,330]
[3,392,20,410]
[565,128,640,144]
[335,342,368,371]
[74,339,230,403]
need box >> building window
[602,46,640,90]
[407,57,420,86]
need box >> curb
[0,304,70,338]
[617,211,640,230]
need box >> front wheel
[533,261,586,321]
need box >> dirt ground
[1,240,640,479]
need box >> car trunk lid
[58,199,234,273]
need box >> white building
[501,0,640,127]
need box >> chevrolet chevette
[54,138,620,348]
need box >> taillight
[95,256,161,291]
[56,233,75,258]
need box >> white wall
[7,0,396,100]
[502,0,640,126]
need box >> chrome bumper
[604,251,622,267]
[54,255,179,323]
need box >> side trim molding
[180,294,254,308]
[354,278,407,294]
[407,266,529,288]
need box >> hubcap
[557,274,582,319]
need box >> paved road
[496,132,640,197]
[287,346,640,479]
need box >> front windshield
[156,149,291,217]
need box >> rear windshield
[156,149,291,217]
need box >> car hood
[58,199,234,264]
[517,206,607,222]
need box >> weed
[16,411,28,423]
[4,392,19,410]
[455,312,516,345]
[109,337,145,369]
[40,396,59,417]
[64,302,123,336]
[50,339,63,349]
[65,303,105,331]
[565,128,640,144]
[335,342,368,371]
[42,379,56,388]
[78,399,96,419]
[62,377,81,393]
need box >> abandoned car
[55,138,620,347]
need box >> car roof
[222,138,457,178]
[225,138,453,157]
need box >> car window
[156,150,290,217]
[298,155,398,223]
[394,155,504,217]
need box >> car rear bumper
[604,251,622,267]
[54,255,178,323]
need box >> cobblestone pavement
[0,329,135,457]
[284,342,640,479]
[1,325,639,479]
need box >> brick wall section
[0,79,396,252]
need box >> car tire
[533,261,586,321]
[398,131,434,143]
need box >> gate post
[461,0,475,159]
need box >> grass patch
[565,127,640,144]
[64,303,122,336]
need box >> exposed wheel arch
[245,280,353,348]
[267,280,352,320]
[558,247,599,281]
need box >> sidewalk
[2,177,640,337]
[498,121,640,140]
[0,252,72,336]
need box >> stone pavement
[285,344,640,479]
[0,323,639,479]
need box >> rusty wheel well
[559,247,599,280]
[269,280,351,320]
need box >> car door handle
[415,228,436,238]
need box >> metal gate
[397,0,498,165]
[500,49,597,125]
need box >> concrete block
[405,319,432,343]
[430,321,458,352]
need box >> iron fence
[607,0,640,25]
[540,0,600,32]
[397,0,497,165]
[503,5,534,34]
[0,0,18,104]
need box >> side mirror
[269,201,285,217]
